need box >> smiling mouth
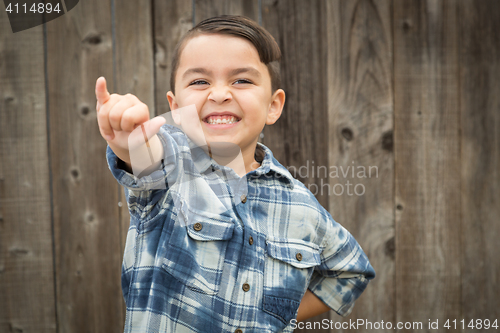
[203,115,241,125]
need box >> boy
[96,15,375,333]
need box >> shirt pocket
[263,238,321,325]
[161,206,235,295]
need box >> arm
[296,289,330,322]
[307,233,375,317]
[301,210,375,318]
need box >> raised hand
[95,76,165,165]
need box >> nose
[208,85,232,104]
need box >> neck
[208,140,261,177]
[241,140,261,175]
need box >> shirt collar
[188,139,213,174]
[252,142,295,189]
[187,136,295,189]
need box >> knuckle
[97,106,108,117]
[126,93,139,103]
[138,103,148,113]
[108,111,121,123]
[121,112,132,123]
[125,93,136,101]
[121,118,133,131]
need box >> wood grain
[0,15,57,333]
[154,0,193,115]
[459,0,500,326]
[394,0,461,331]
[114,0,154,109]
[326,0,394,331]
[194,0,260,24]
[45,1,124,331]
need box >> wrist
[107,141,131,164]
[127,134,164,176]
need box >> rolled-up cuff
[308,271,370,317]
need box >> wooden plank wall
[45,0,124,331]
[0,12,57,333]
[1,1,499,332]
[327,1,395,332]
[394,0,462,328]
[460,0,500,324]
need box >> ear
[166,91,181,125]
[266,89,285,125]
[166,91,178,110]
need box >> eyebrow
[181,67,262,80]
[182,68,212,79]
[228,67,262,78]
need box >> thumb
[128,116,166,148]
[95,76,110,110]
[148,116,167,136]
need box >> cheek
[238,91,269,109]
[178,92,206,108]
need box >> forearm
[296,289,330,322]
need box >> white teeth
[206,116,239,125]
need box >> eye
[234,79,253,85]
[189,79,209,86]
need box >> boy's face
[167,34,284,155]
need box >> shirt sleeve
[105,125,180,220]
[308,213,376,317]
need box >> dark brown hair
[169,15,281,94]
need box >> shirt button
[248,236,254,245]
[235,329,243,333]
[193,222,202,231]
[241,194,247,203]
[242,283,250,292]
[296,252,303,261]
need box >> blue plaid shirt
[106,125,375,333]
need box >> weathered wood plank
[394,0,461,331]
[326,0,394,332]
[0,16,57,333]
[194,0,260,24]
[459,0,500,326]
[154,0,193,114]
[114,1,154,110]
[45,0,124,331]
